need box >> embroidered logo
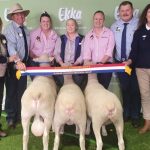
[90,35,94,39]
[142,35,147,40]
[36,36,41,42]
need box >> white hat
[7,3,30,20]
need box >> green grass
[0,114,150,150]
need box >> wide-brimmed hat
[7,3,30,20]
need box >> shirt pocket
[100,36,109,48]
[34,40,43,50]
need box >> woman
[127,4,150,134]
[83,10,115,89]
[0,17,16,137]
[29,11,58,65]
[54,18,86,89]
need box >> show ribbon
[16,63,131,80]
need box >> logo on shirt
[36,36,41,42]
[90,35,94,39]
[142,35,147,40]
[116,27,121,31]
[58,7,82,21]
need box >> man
[111,1,141,127]
[4,3,30,128]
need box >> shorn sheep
[53,74,86,150]
[84,73,125,150]
[21,54,57,150]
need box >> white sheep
[21,54,57,150]
[53,74,86,150]
[84,73,124,150]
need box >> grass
[1,113,150,150]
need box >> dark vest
[60,34,84,63]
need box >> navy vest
[60,34,84,63]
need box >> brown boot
[139,120,150,134]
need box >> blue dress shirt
[111,17,138,61]
[3,21,30,61]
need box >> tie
[121,23,128,61]
[20,26,28,62]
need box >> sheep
[53,74,86,150]
[84,73,125,150]
[21,54,57,150]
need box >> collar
[12,20,24,29]
[120,20,130,25]
[65,32,79,41]
[40,28,52,35]
[119,17,137,26]
[91,26,106,37]
[146,24,150,30]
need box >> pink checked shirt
[29,28,58,58]
[54,33,84,64]
[83,27,115,63]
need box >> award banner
[16,63,131,79]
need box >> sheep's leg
[60,124,64,134]
[75,125,80,134]
[113,118,125,150]
[78,124,86,150]
[92,120,103,150]
[101,125,107,136]
[85,118,91,135]
[22,116,31,150]
[43,117,52,150]
[53,124,61,150]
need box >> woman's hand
[16,61,26,70]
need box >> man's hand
[123,59,132,66]
[8,55,17,62]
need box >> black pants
[0,77,5,128]
[5,65,27,124]
[116,69,141,119]
[97,72,112,89]
[97,62,112,89]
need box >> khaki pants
[136,68,150,120]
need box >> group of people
[0,1,150,138]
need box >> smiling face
[66,19,77,34]
[11,12,25,26]
[119,4,133,22]
[93,12,105,29]
[40,16,51,31]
